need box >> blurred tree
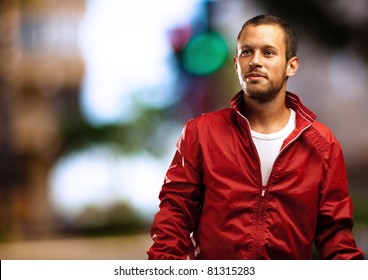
[58,99,177,158]
[64,202,147,237]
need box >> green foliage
[351,193,368,224]
[59,105,173,158]
[66,202,148,237]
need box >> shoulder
[304,120,342,154]
[181,107,235,144]
[186,107,233,128]
[311,120,337,142]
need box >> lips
[246,72,267,79]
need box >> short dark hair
[237,15,298,61]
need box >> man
[147,15,364,259]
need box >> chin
[246,89,279,103]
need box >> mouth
[245,72,267,80]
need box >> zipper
[236,111,264,192]
[261,186,266,197]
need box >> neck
[243,91,290,134]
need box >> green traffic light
[182,31,228,75]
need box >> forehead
[238,24,285,50]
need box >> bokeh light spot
[182,31,228,75]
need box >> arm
[314,140,364,259]
[147,120,204,259]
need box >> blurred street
[0,233,152,260]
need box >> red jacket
[148,91,364,260]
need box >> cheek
[270,63,287,78]
[235,65,244,77]
[239,63,249,75]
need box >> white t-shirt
[251,109,296,186]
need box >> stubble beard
[245,81,283,103]
[242,70,287,103]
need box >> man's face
[234,24,296,103]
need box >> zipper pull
[261,187,266,197]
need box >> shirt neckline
[251,109,296,140]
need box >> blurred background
[0,0,367,259]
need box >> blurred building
[0,0,85,240]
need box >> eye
[240,49,252,56]
[264,49,276,56]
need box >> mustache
[244,71,268,78]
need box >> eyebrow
[238,44,278,50]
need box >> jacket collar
[229,90,316,128]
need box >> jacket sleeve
[147,119,204,259]
[314,138,365,259]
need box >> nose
[249,51,261,67]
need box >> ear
[286,56,299,77]
[233,55,238,72]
